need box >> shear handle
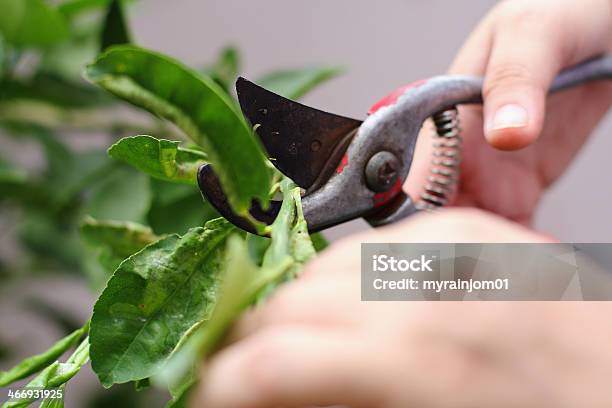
[298,55,612,230]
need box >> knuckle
[483,62,535,97]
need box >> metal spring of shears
[416,107,462,210]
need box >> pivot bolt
[365,151,400,192]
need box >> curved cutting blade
[197,164,281,235]
[236,77,362,190]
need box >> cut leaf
[89,218,235,387]
[85,46,271,213]
[256,66,343,100]
[100,0,130,51]
[0,321,89,387]
[108,135,207,184]
[0,0,69,48]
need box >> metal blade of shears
[236,77,362,191]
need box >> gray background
[130,0,612,242]
[1,1,611,406]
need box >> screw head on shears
[365,151,400,192]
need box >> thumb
[482,21,564,150]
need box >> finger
[481,15,566,150]
[381,208,555,243]
[448,14,494,75]
[194,326,385,408]
[230,272,362,341]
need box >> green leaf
[2,338,89,408]
[0,0,69,48]
[256,66,343,100]
[100,0,130,51]
[108,135,207,185]
[89,218,235,387]
[85,46,271,213]
[80,217,161,274]
[154,235,257,407]
[203,47,240,92]
[155,179,315,401]
[0,322,89,387]
[84,165,152,223]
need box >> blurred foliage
[0,340,10,362]
[0,0,338,406]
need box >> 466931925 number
[5,387,63,401]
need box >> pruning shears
[198,55,612,235]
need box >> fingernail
[489,104,529,131]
